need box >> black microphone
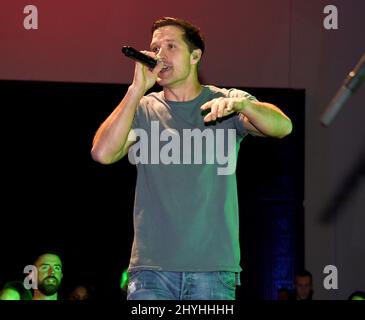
[321,52,365,126]
[121,46,158,69]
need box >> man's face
[35,254,63,296]
[69,286,89,300]
[295,276,312,300]
[150,25,199,88]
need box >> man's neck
[163,81,203,102]
[33,290,58,300]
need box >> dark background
[0,80,304,300]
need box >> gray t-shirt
[128,85,257,272]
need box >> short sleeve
[226,88,258,102]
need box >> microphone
[121,46,158,69]
[321,52,365,126]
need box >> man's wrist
[128,84,146,99]
[237,97,250,114]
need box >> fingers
[132,50,162,92]
[203,99,221,122]
[152,60,164,75]
[226,100,234,112]
[217,99,228,118]
[137,51,163,73]
[201,98,235,122]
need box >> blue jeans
[127,270,239,300]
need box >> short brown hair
[152,17,205,54]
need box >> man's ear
[191,49,202,65]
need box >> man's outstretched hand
[200,97,246,122]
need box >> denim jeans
[127,270,239,300]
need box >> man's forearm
[240,99,292,138]
[91,85,144,164]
